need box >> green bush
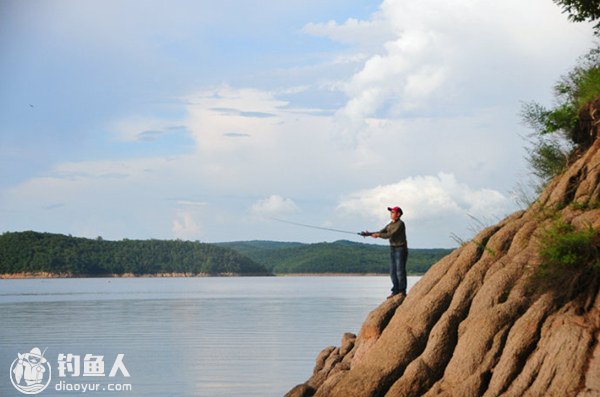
[525,138,570,188]
[521,47,600,144]
[531,220,600,298]
[521,47,600,187]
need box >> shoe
[387,292,398,299]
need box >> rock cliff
[285,105,600,397]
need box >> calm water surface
[0,276,419,396]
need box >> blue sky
[0,0,596,247]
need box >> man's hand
[371,233,380,238]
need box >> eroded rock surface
[286,115,600,397]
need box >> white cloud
[179,85,366,196]
[308,0,595,140]
[172,211,201,240]
[337,173,512,224]
[331,172,516,246]
[2,0,596,247]
[1,85,357,241]
[302,13,393,50]
[251,195,300,217]
[183,85,286,152]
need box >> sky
[0,0,597,248]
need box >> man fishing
[269,209,408,297]
[362,206,408,298]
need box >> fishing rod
[266,216,373,237]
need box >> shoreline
[279,273,424,277]
[1,272,423,279]
[0,272,271,279]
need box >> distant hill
[0,232,451,277]
[0,231,270,277]
[217,240,452,274]
[216,240,304,257]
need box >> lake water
[0,276,420,396]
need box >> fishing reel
[359,231,373,237]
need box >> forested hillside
[0,231,269,276]
[0,231,451,277]
[218,240,452,274]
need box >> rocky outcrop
[286,126,600,396]
[286,294,407,397]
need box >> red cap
[387,206,403,215]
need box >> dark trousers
[390,246,408,294]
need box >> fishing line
[266,216,361,236]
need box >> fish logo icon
[10,347,52,394]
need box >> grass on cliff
[531,220,600,300]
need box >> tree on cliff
[520,1,600,191]
[553,0,600,34]
[521,47,600,188]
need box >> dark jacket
[378,219,407,247]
